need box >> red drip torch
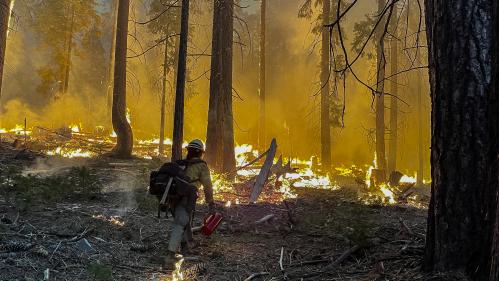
[201,212,223,236]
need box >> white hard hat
[187,139,205,151]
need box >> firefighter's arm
[200,164,215,205]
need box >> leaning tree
[111,0,133,158]
[0,0,10,101]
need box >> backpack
[149,159,205,218]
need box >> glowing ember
[172,256,184,281]
[400,174,417,184]
[225,200,232,207]
[92,214,125,227]
[70,124,80,133]
[379,184,396,204]
[46,147,93,158]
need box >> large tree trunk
[159,37,169,156]
[107,0,118,120]
[387,6,397,175]
[375,0,387,174]
[489,1,499,279]
[258,0,266,149]
[320,0,331,172]
[171,0,190,161]
[0,0,10,101]
[423,0,496,279]
[111,0,133,158]
[61,5,75,95]
[205,0,235,175]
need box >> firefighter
[163,139,215,269]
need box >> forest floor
[0,143,467,281]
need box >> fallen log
[249,139,277,203]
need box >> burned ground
[0,144,461,281]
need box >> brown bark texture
[111,0,133,158]
[205,0,236,175]
[171,0,190,161]
[424,1,496,279]
[0,0,10,100]
[107,0,118,119]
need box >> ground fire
[1,0,498,280]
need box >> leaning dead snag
[249,138,277,203]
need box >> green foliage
[0,166,102,211]
[88,262,113,281]
[352,15,377,59]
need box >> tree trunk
[205,0,235,175]
[320,0,331,172]
[488,1,499,279]
[111,0,133,158]
[375,0,387,174]
[0,0,11,101]
[416,51,424,186]
[159,36,168,156]
[423,1,496,279]
[61,5,75,95]
[258,0,266,150]
[107,0,118,120]
[171,0,190,161]
[387,7,397,175]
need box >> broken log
[249,138,277,203]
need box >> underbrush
[0,165,103,211]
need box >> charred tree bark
[107,0,118,120]
[387,7,398,175]
[320,0,331,172]
[375,0,387,174]
[489,1,499,279]
[159,36,169,156]
[258,0,266,150]
[205,0,236,175]
[0,0,10,100]
[171,0,190,161]
[111,0,133,158]
[424,0,496,279]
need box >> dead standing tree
[423,0,499,280]
[111,0,133,158]
[205,0,236,175]
[171,0,190,161]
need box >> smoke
[1,0,431,178]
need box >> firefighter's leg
[168,198,190,253]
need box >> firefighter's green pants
[167,197,193,253]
